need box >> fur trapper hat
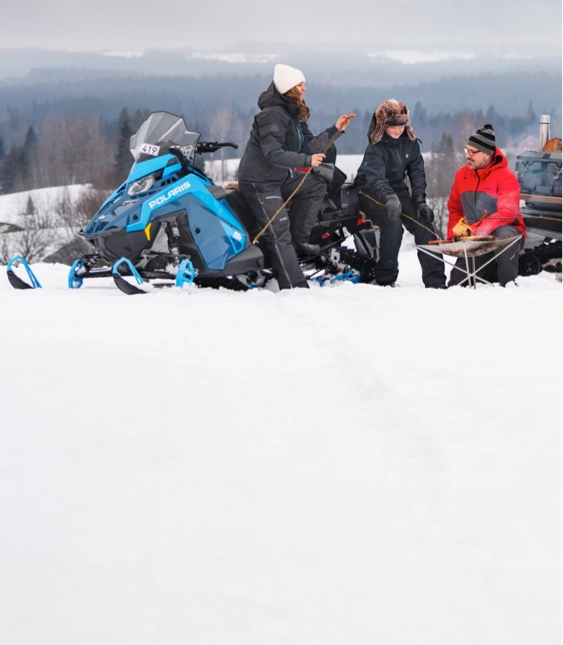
[370,99,416,144]
[273,64,305,95]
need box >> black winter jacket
[238,82,341,183]
[355,115,426,202]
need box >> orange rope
[359,192,440,239]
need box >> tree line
[0,100,556,198]
[0,70,560,165]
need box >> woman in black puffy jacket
[238,64,349,289]
[355,99,446,289]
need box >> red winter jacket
[447,148,525,239]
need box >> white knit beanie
[273,64,305,95]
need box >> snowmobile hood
[128,154,178,183]
[257,82,299,117]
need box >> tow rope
[252,114,355,244]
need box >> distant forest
[0,71,560,194]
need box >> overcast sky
[3,0,561,53]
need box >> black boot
[293,242,321,257]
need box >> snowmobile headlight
[127,173,156,195]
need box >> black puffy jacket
[238,82,341,183]
[355,114,426,202]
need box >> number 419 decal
[139,143,160,156]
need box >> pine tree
[438,133,454,154]
[0,146,30,194]
[526,101,537,123]
[114,108,134,182]
[17,147,30,190]
[130,108,150,131]
[0,135,5,162]
[25,195,37,216]
[24,126,38,154]
[413,102,427,128]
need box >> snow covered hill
[0,244,561,644]
[0,184,90,227]
[0,184,94,263]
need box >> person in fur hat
[355,99,447,288]
[237,64,351,289]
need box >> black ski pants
[448,226,524,287]
[359,190,446,287]
[239,172,326,289]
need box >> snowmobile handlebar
[196,142,239,154]
[168,143,239,173]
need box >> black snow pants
[359,189,446,287]
[448,226,524,287]
[239,171,326,289]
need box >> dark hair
[284,86,311,122]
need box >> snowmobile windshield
[130,112,200,163]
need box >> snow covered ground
[205,155,365,184]
[1,244,561,644]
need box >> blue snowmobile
[7,111,377,294]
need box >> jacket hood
[366,113,377,142]
[258,82,299,116]
[470,148,508,179]
[490,148,507,169]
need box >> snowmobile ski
[68,258,86,289]
[6,255,42,290]
[175,258,197,288]
[112,257,150,295]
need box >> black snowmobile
[516,146,562,277]
[7,111,377,294]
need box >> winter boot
[293,242,321,257]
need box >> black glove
[384,194,402,221]
[415,197,434,223]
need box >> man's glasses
[464,147,481,157]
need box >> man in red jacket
[447,124,525,287]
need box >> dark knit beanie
[467,124,496,156]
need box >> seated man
[447,124,526,287]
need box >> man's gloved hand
[452,217,474,239]
[414,195,434,223]
[417,202,435,223]
[384,194,402,221]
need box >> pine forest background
[0,68,560,243]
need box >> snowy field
[204,155,365,184]
[1,243,561,644]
